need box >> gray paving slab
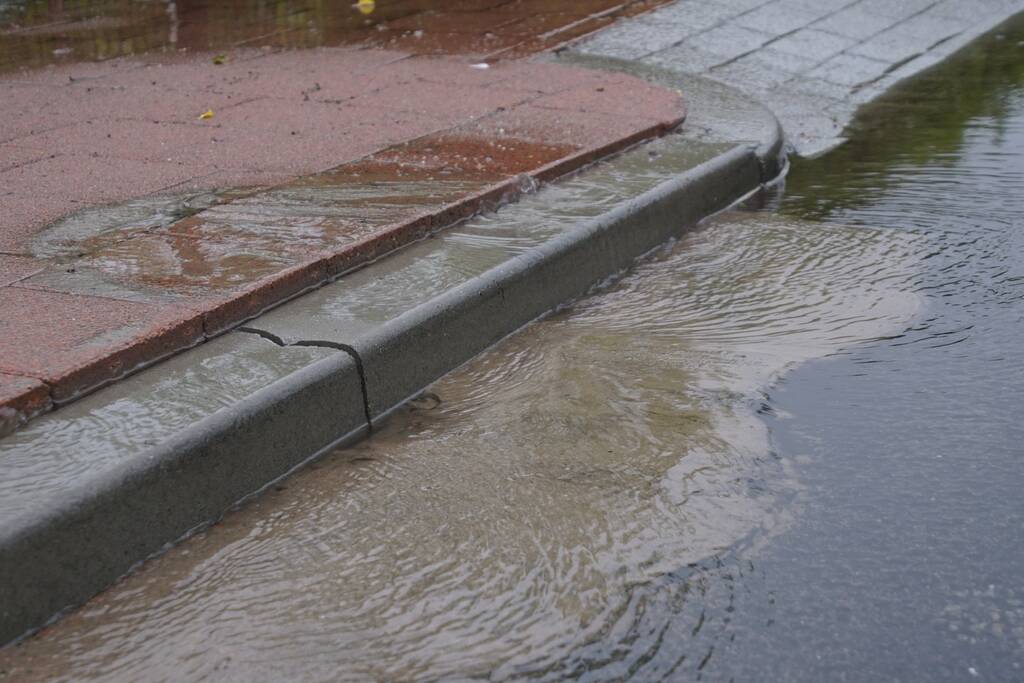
[575,19,686,59]
[770,28,858,62]
[806,52,892,87]
[811,6,904,40]
[849,13,965,62]
[643,43,728,72]
[709,52,802,93]
[720,48,820,81]
[856,0,942,21]
[718,0,774,11]
[642,0,744,31]
[573,0,1024,156]
[786,0,858,12]
[685,24,775,61]
[734,3,826,35]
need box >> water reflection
[0,211,920,681]
[0,0,667,72]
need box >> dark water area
[700,14,1024,681]
[0,0,661,71]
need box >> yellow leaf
[355,0,375,15]
[199,109,214,120]
[212,54,226,65]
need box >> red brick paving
[0,143,53,173]
[0,255,44,287]
[0,372,50,437]
[0,1,685,431]
[0,288,204,402]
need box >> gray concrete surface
[575,0,1024,155]
[0,334,367,645]
[0,66,782,645]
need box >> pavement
[576,0,1024,155]
[5,0,1023,433]
[0,0,684,434]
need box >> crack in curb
[238,327,373,432]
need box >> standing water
[2,15,1024,683]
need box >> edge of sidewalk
[0,64,785,646]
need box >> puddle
[0,209,921,681]
[21,131,730,316]
[0,0,670,72]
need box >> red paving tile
[0,287,204,402]
[357,55,521,89]
[202,261,329,336]
[0,255,44,285]
[485,61,638,94]
[373,133,579,176]
[0,143,54,172]
[18,119,245,167]
[162,169,298,195]
[531,80,684,119]
[461,103,679,149]
[349,79,530,120]
[0,83,84,142]
[0,372,51,437]
[2,155,195,206]
[1,59,146,86]
[0,1,685,432]
[1,192,87,255]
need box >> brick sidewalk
[0,2,685,433]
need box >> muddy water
[0,211,921,681]
[2,12,1023,683]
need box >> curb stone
[0,69,783,646]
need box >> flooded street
[2,10,1024,683]
[706,16,1024,681]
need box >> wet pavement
[3,9,1023,682]
[0,205,924,682]
[575,0,1024,155]
[2,4,1023,681]
[0,0,684,428]
[0,0,668,72]
[0,96,757,530]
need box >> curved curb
[0,79,784,646]
[348,143,771,425]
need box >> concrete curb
[0,82,783,646]
[0,352,369,645]
[346,144,769,424]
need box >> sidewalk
[0,1,684,434]
[577,0,1024,155]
